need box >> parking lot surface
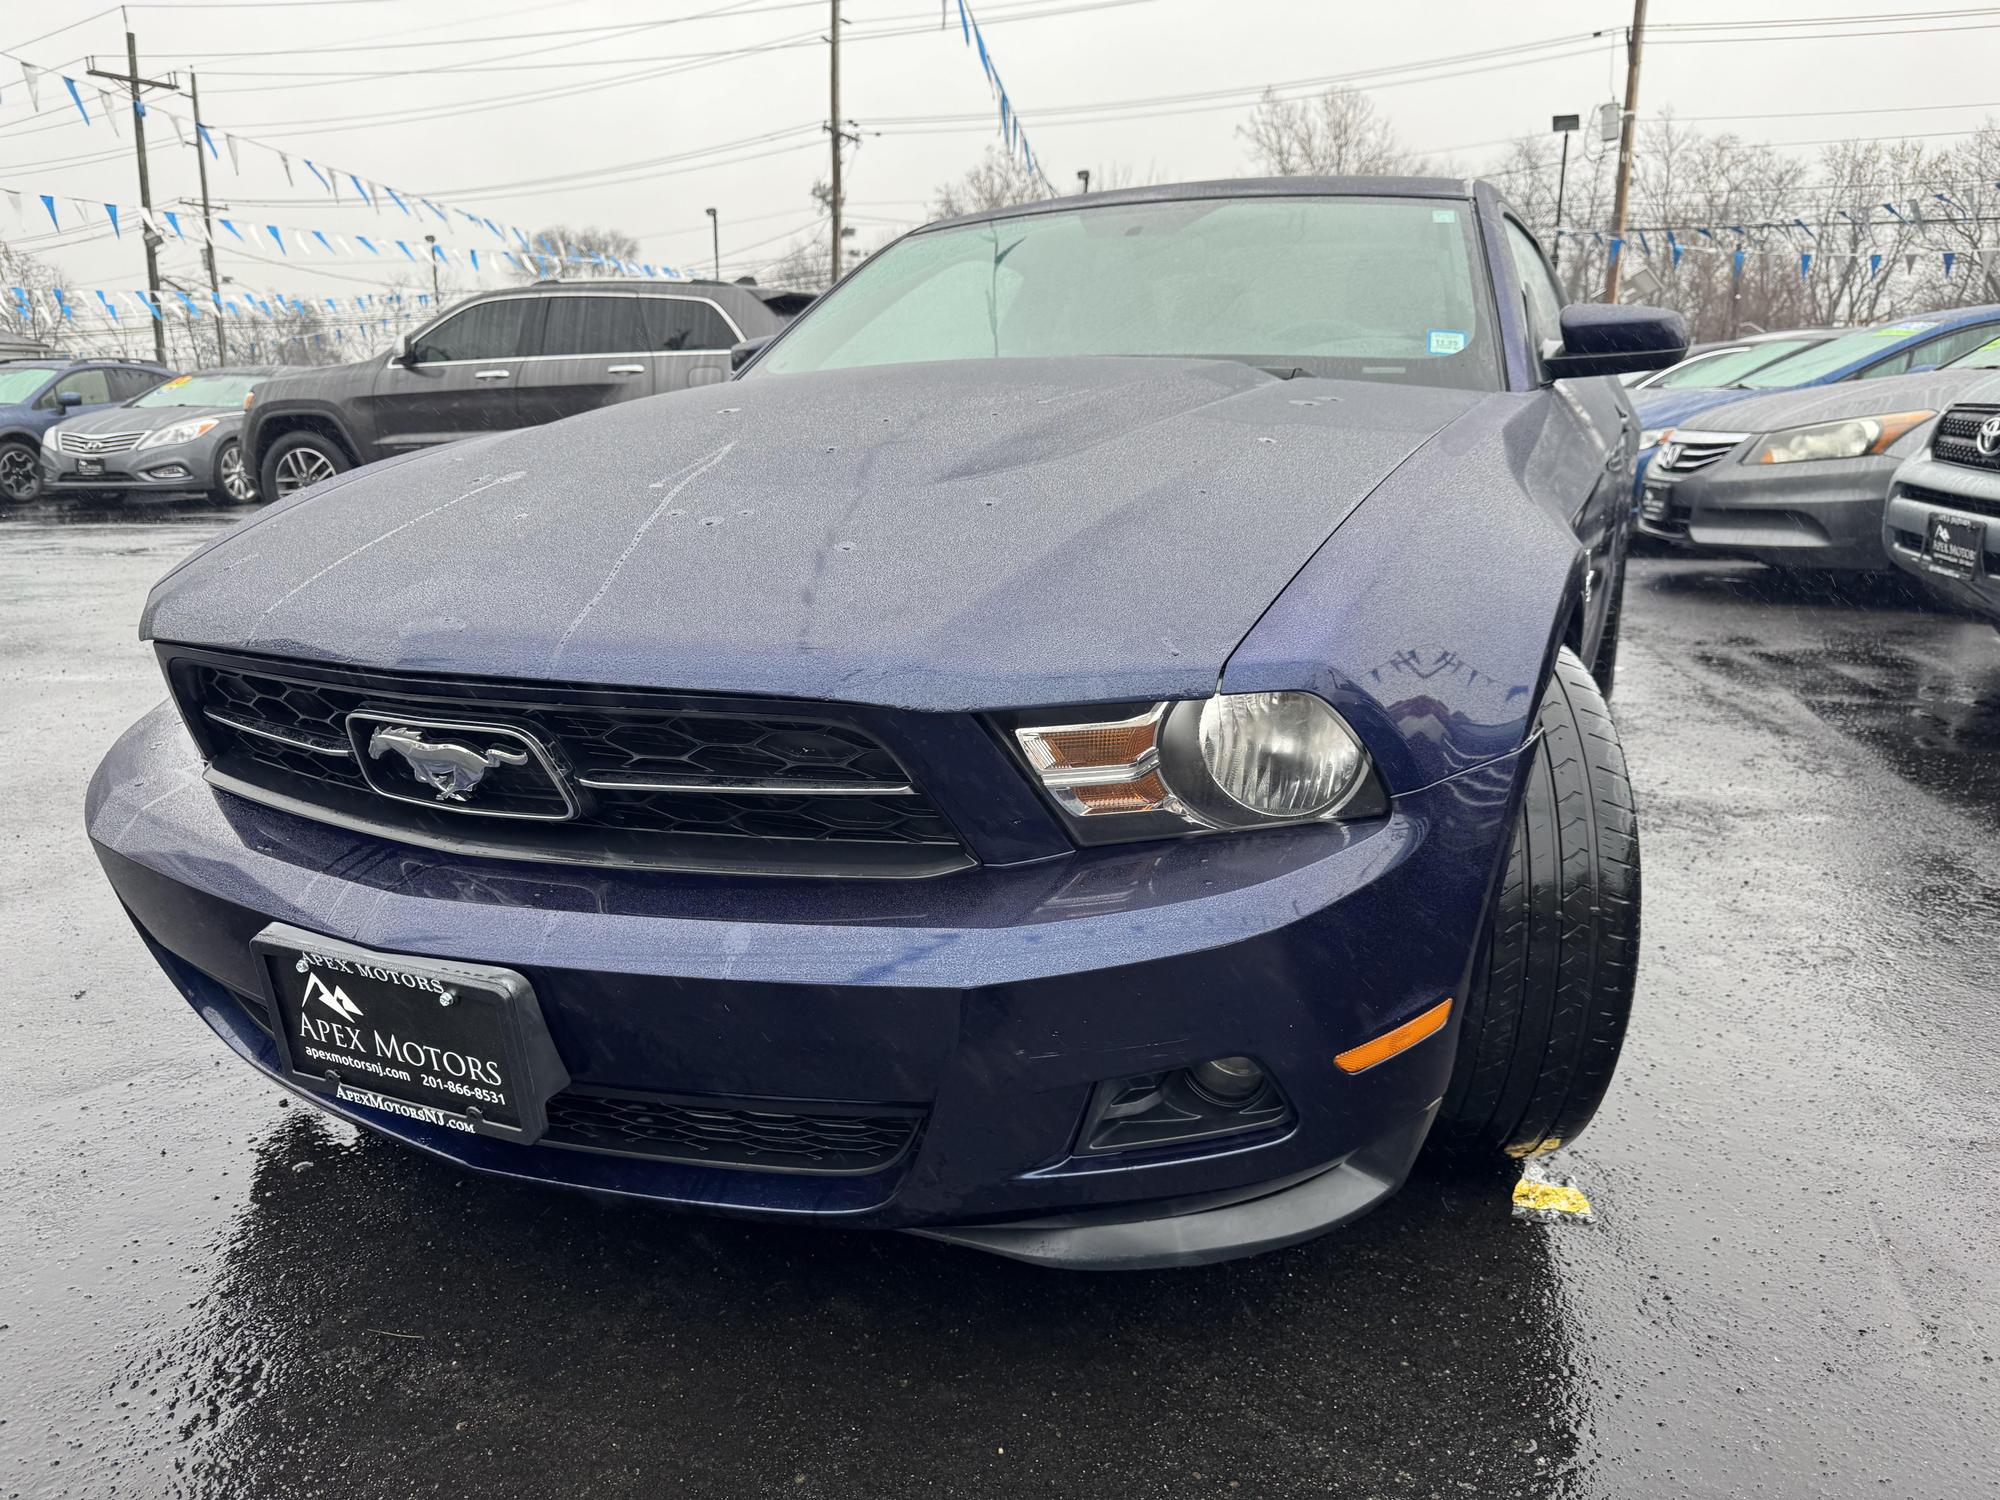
[4,504,1997,1499]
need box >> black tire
[211,438,259,505]
[1432,646,1640,1160]
[259,430,349,502]
[0,438,43,505]
[1590,552,1626,698]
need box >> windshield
[1946,334,2000,370]
[1734,322,1939,388]
[758,196,1501,391]
[131,372,258,409]
[0,367,58,405]
[1650,338,1825,389]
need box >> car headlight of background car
[1745,409,1933,465]
[1009,692,1387,844]
[1638,426,1674,449]
[139,418,223,449]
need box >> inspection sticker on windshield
[1432,208,1458,223]
[1428,330,1468,356]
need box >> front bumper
[1637,453,1902,571]
[1883,458,2000,625]
[43,440,215,494]
[88,703,1521,1267]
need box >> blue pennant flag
[164,210,183,239]
[197,124,220,160]
[1606,235,1623,269]
[957,0,970,41]
[172,288,204,318]
[356,235,380,255]
[1799,251,1812,278]
[312,230,334,254]
[39,195,58,230]
[52,287,74,320]
[62,77,89,124]
[266,225,286,254]
[350,173,372,205]
[219,218,244,241]
[386,186,410,215]
[1732,249,1746,275]
[1944,251,1957,276]
[133,289,162,321]
[105,203,120,238]
[305,160,331,192]
[96,289,120,322]
[397,240,416,260]
[1869,252,1883,278]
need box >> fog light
[1188,1055,1264,1103]
[145,464,191,480]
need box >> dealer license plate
[252,923,567,1142]
[1640,484,1672,523]
[74,457,104,477]
[1922,513,1985,582]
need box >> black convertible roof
[921,175,1490,235]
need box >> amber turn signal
[1335,998,1453,1074]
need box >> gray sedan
[42,367,278,505]
[1635,354,2000,571]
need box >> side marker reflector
[1334,997,1452,1074]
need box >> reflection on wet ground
[4,517,1997,1498]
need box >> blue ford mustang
[88,179,1684,1268]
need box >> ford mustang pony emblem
[368,724,530,802]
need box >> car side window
[538,296,648,357]
[408,299,533,364]
[1502,219,1567,356]
[111,368,162,401]
[1913,323,1999,369]
[643,297,738,353]
[53,369,111,406]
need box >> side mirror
[57,389,84,408]
[392,333,417,366]
[730,335,773,373]
[1544,304,1688,381]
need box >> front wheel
[212,439,259,505]
[0,439,42,505]
[1431,646,1640,1161]
[259,431,349,502]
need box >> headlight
[140,418,222,448]
[1011,692,1380,841]
[1638,427,1674,448]
[1745,410,1934,465]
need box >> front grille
[543,1088,923,1174]
[167,651,971,877]
[1932,405,2000,474]
[1896,481,2000,527]
[1654,431,1746,475]
[58,430,145,454]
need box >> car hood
[1633,385,1765,429]
[58,403,242,435]
[1667,366,2000,436]
[144,356,1483,711]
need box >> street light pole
[423,234,440,304]
[1550,113,1579,272]
[706,208,719,281]
[1076,169,1090,194]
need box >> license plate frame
[1922,512,1986,582]
[74,457,104,477]
[1640,484,1673,523]
[252,923,568,1143]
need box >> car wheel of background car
[1590,553,1626,698]
[261,432,349,502]
[212,440,258,506]
[1431,646,1640,1162]
[0,439,42,505]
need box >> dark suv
[0,357,175,504]
[246,280,808,500]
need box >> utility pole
[188,71,224,365]
[424,234,440,302]
[828,0,843,284]
[706,207,719,280]
[88,32,178,364]
[1602,0,1648,304]
[1076,169,1090,194]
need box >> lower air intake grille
[542,1088,923,1174]
[1898,481,2000,524]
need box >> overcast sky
[3,0,1997,319]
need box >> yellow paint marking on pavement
[1511,1179,1594,1217]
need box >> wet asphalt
[3,500,1997,1500]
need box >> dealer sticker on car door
[251,923,568,1142]
[1921,513,1986,582]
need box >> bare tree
[1239,86,1426,177]
[931,145,1047,219]
[512,224,643,279]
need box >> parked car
[90,177,1684,1268]
[43,367,278,506]
[1883,381,2000,627]
[1630,310,2000,509]
[0,357,174,504]
[1628,329,1835,394]
[244,279,809,502]
[1636,336,2000,571]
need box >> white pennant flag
[225,133,240,172]
[21,62,41,109]
[330,233,350,255]
[98,89,122,137]
[279,152,293,185]
[293,228,313,256]
[169,112,186,147]
[3,189,21,221]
